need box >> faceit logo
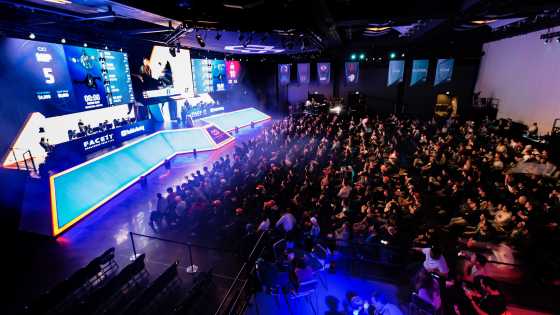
[83,134,115,151]
[120,125,145,137]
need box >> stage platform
[201,107,271,132]
[19,107,271,237]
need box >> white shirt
[421,248,449,275]
[375,304,404,315]
[258,218,271,232]
[338,185,352,199]
[276,213,296,232]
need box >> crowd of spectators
[149,112,560,314]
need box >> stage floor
[11,120,272,314]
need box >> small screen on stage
[226,60,241,85]
[192,58,228,94]
[0,37,134,116]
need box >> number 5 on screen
[43,68,55,84]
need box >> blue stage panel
[202,107,271,131]
[162,129,216,152]
[52,133,175,230]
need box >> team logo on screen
[224,44,284,54]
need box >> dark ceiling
[1,0,560,56]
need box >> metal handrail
[10,148,20,170]
[129,231,242,276]
[22,150,37,172]
[214,231,267,315]
[129,231,237,254]
[7,148,37,172]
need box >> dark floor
[10,121,272,314]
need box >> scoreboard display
[0,37,134,117]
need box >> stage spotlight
[401,53,405,57]
[83,43,88,47]
[29,33,35,39]
[61,38,66,44]
[359,53,365,60]
[389,52,396,59]
[215,32,222,40]
[169,46,176,57]
[120,48,123,52]
[350,53,357,60]
[104,46,108,50]
[195,33,206,47]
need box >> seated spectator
[257,214,271,232]
[461,252,489,283]
[39,137,54,153]
[276,208,296,234]
[414,245,449,277]
[527,122,538,137]
[462,276,507,315]
[366,291,403,315]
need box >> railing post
[28,150,37,172]
[130,232,137,260]
[188,244,195,273]
[11,149,20,170]
[23,156,30,171]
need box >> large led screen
[0,37,134,117]
[134,46,194,99]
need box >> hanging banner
[387,60,405,86]
[345,62,359,84]
[297,63,310,84]
[434,58,454,86]
[410,59,429,86]
[317,62,331,84]
[278,64,291,85]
